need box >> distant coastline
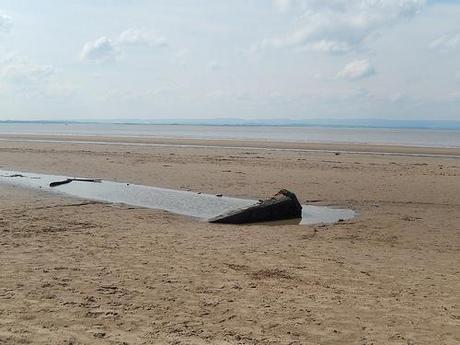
[1,118,460,130]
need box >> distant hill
[1,118,460,130]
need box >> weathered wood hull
[209,189,302,224]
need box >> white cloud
[118,29,167,47]
[80,29,167,62]
[337,59,375,80]
[272,0,313,12]
[429,32,460,51]
[0,55,60,100]
[80,36,117,62]
[273,0,295,12]
[308,40,353,53]
[0,13,12,32]
[1,56,54,83]
[259,0,426,53]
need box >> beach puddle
[0,169,355,225]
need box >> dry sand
[0,135,459,345]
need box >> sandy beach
[0,135,459,344]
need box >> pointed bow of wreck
[209,189,302,224]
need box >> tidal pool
[0,169,355,225]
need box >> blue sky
[0,0,459,120]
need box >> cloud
[1,56,54,83]
[273,0,296,12]
[80,36,117,62]
[337,59,375,80]
[0,13,12,32]
[258,0,426,53]
[80,29,167,62]
[272,0,313,12]
[118,29,167,47]
[429,32,460,51]
[308,40,353,53]
[0,55,59,99]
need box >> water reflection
[0,169,355,225]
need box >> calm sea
[0,123,459,148]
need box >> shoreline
[1,134,460,158]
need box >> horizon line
[1,118,460,130]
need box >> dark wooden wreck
[209,189,302,224]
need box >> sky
[0,0,459,121]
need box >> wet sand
[0,135,459,344]
[1,133,460,157]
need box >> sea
[0,123,459,148]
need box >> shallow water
[0,169,355,225]
[0,123,459,148]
